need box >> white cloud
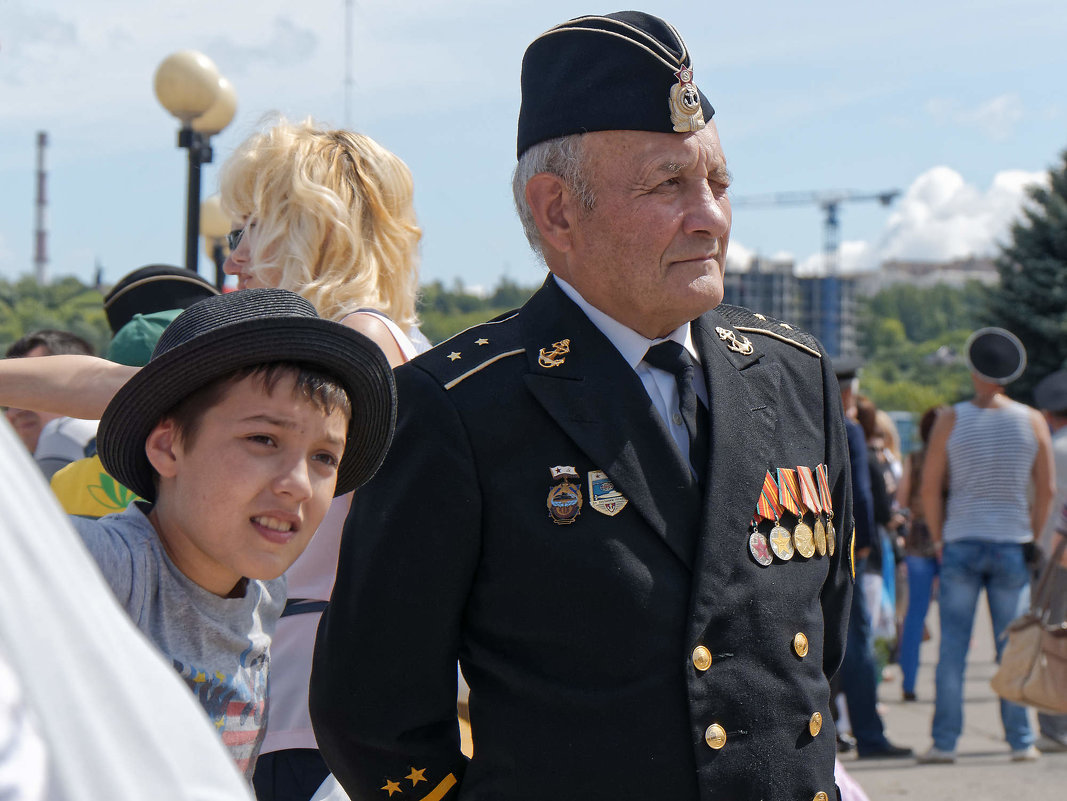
[725,240,755,271]
[204,18,319,74]
[925,93,1024,141]
[796,240,873,276]
[791,166,1047,275]
[874,165,1045,264]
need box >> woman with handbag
[917,328,1055,764]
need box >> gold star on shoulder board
[448,351,461,361]
[475,338,489,346]
[381,779,402,796]
[406,767,427,785]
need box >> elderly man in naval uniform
[312,11,855,801]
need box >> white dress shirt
[554,276,708,468]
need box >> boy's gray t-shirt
[71,502,285,780]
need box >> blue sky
[1,0,1064,292]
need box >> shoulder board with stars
[715,304,822,358]
[415,311,525,391]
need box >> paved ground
[839,597,1066,798]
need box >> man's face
[148,372,348,597]
[5,344,61,453]
[559,122,732,339]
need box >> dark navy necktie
[643,341,709,483]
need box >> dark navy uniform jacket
[311,278,854,801]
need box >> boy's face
[146,372,349,597]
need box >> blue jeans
[931,541,1033,752]
[840,556,890,751]
[899,555,938,694]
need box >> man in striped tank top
[917,328,1055,764]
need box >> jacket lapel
[692,311,780,572]
[521,280,701,568]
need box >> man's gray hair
[512,134,597,259]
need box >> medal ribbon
[755,470,783,522]
[815,463,833,516]
[796,465,822,515]
[777,468,803,517]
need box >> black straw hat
[517,11,714,158]
[104,265,220,334]
[98,288,396,502]
[964,327,1027,385]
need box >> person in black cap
[830,357,912,757]
[1031,368,1067,752]
[918,327,1053,763]
[312,11,853,801]
[102,264,220,334]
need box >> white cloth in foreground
[0,417,254,801]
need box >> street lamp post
[153,51,237,276]
[200,194,232,289]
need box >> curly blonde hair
[218,118,421,328]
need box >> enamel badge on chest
[669,67,706,133]
[547,465,583,525]
[588,469,628,517]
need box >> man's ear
[145,419,180,480]
[525,173,578,254]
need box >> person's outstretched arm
[0,355,136,419]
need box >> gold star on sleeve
[381,779,402,796]
[475,338,489,346]
[406,767,427,785]
[447,352,462,361]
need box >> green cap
[104,309,183,367]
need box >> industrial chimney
[34,131,49,285]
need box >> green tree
[0,276,111,354]
[856,283,982,414]
[985,149,1067,401]
[416,278,538,344]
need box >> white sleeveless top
[943,400,1037,544]
[261,309,429,755]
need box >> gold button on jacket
[808,712,822,737]
[793,632,809,658]
[704,723,727,750]
[692,646,712,672]
[814,792,829,801]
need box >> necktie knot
[643,340,708,484]
[643,340,694,380]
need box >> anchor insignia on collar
[715,326,754,355]
[538,339,571,368]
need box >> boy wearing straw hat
[69,288,395,781]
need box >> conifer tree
[985,150,1067,402]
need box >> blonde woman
[0,119,428,797]
[220,121,428,364]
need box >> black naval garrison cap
[1034,369,1067,414]
[832,355,863,383]
[103,264,219,334]
[964,327,1027,385]
[517,11,715,158]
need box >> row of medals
[750,513,836,567]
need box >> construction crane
[731,189,900,275]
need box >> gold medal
[793,521,816,559]
[813,517,827,556]
[769,524,794,561]
[826,516,836,556]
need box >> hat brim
[964,327,1027,385]
[98,316,396,502]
